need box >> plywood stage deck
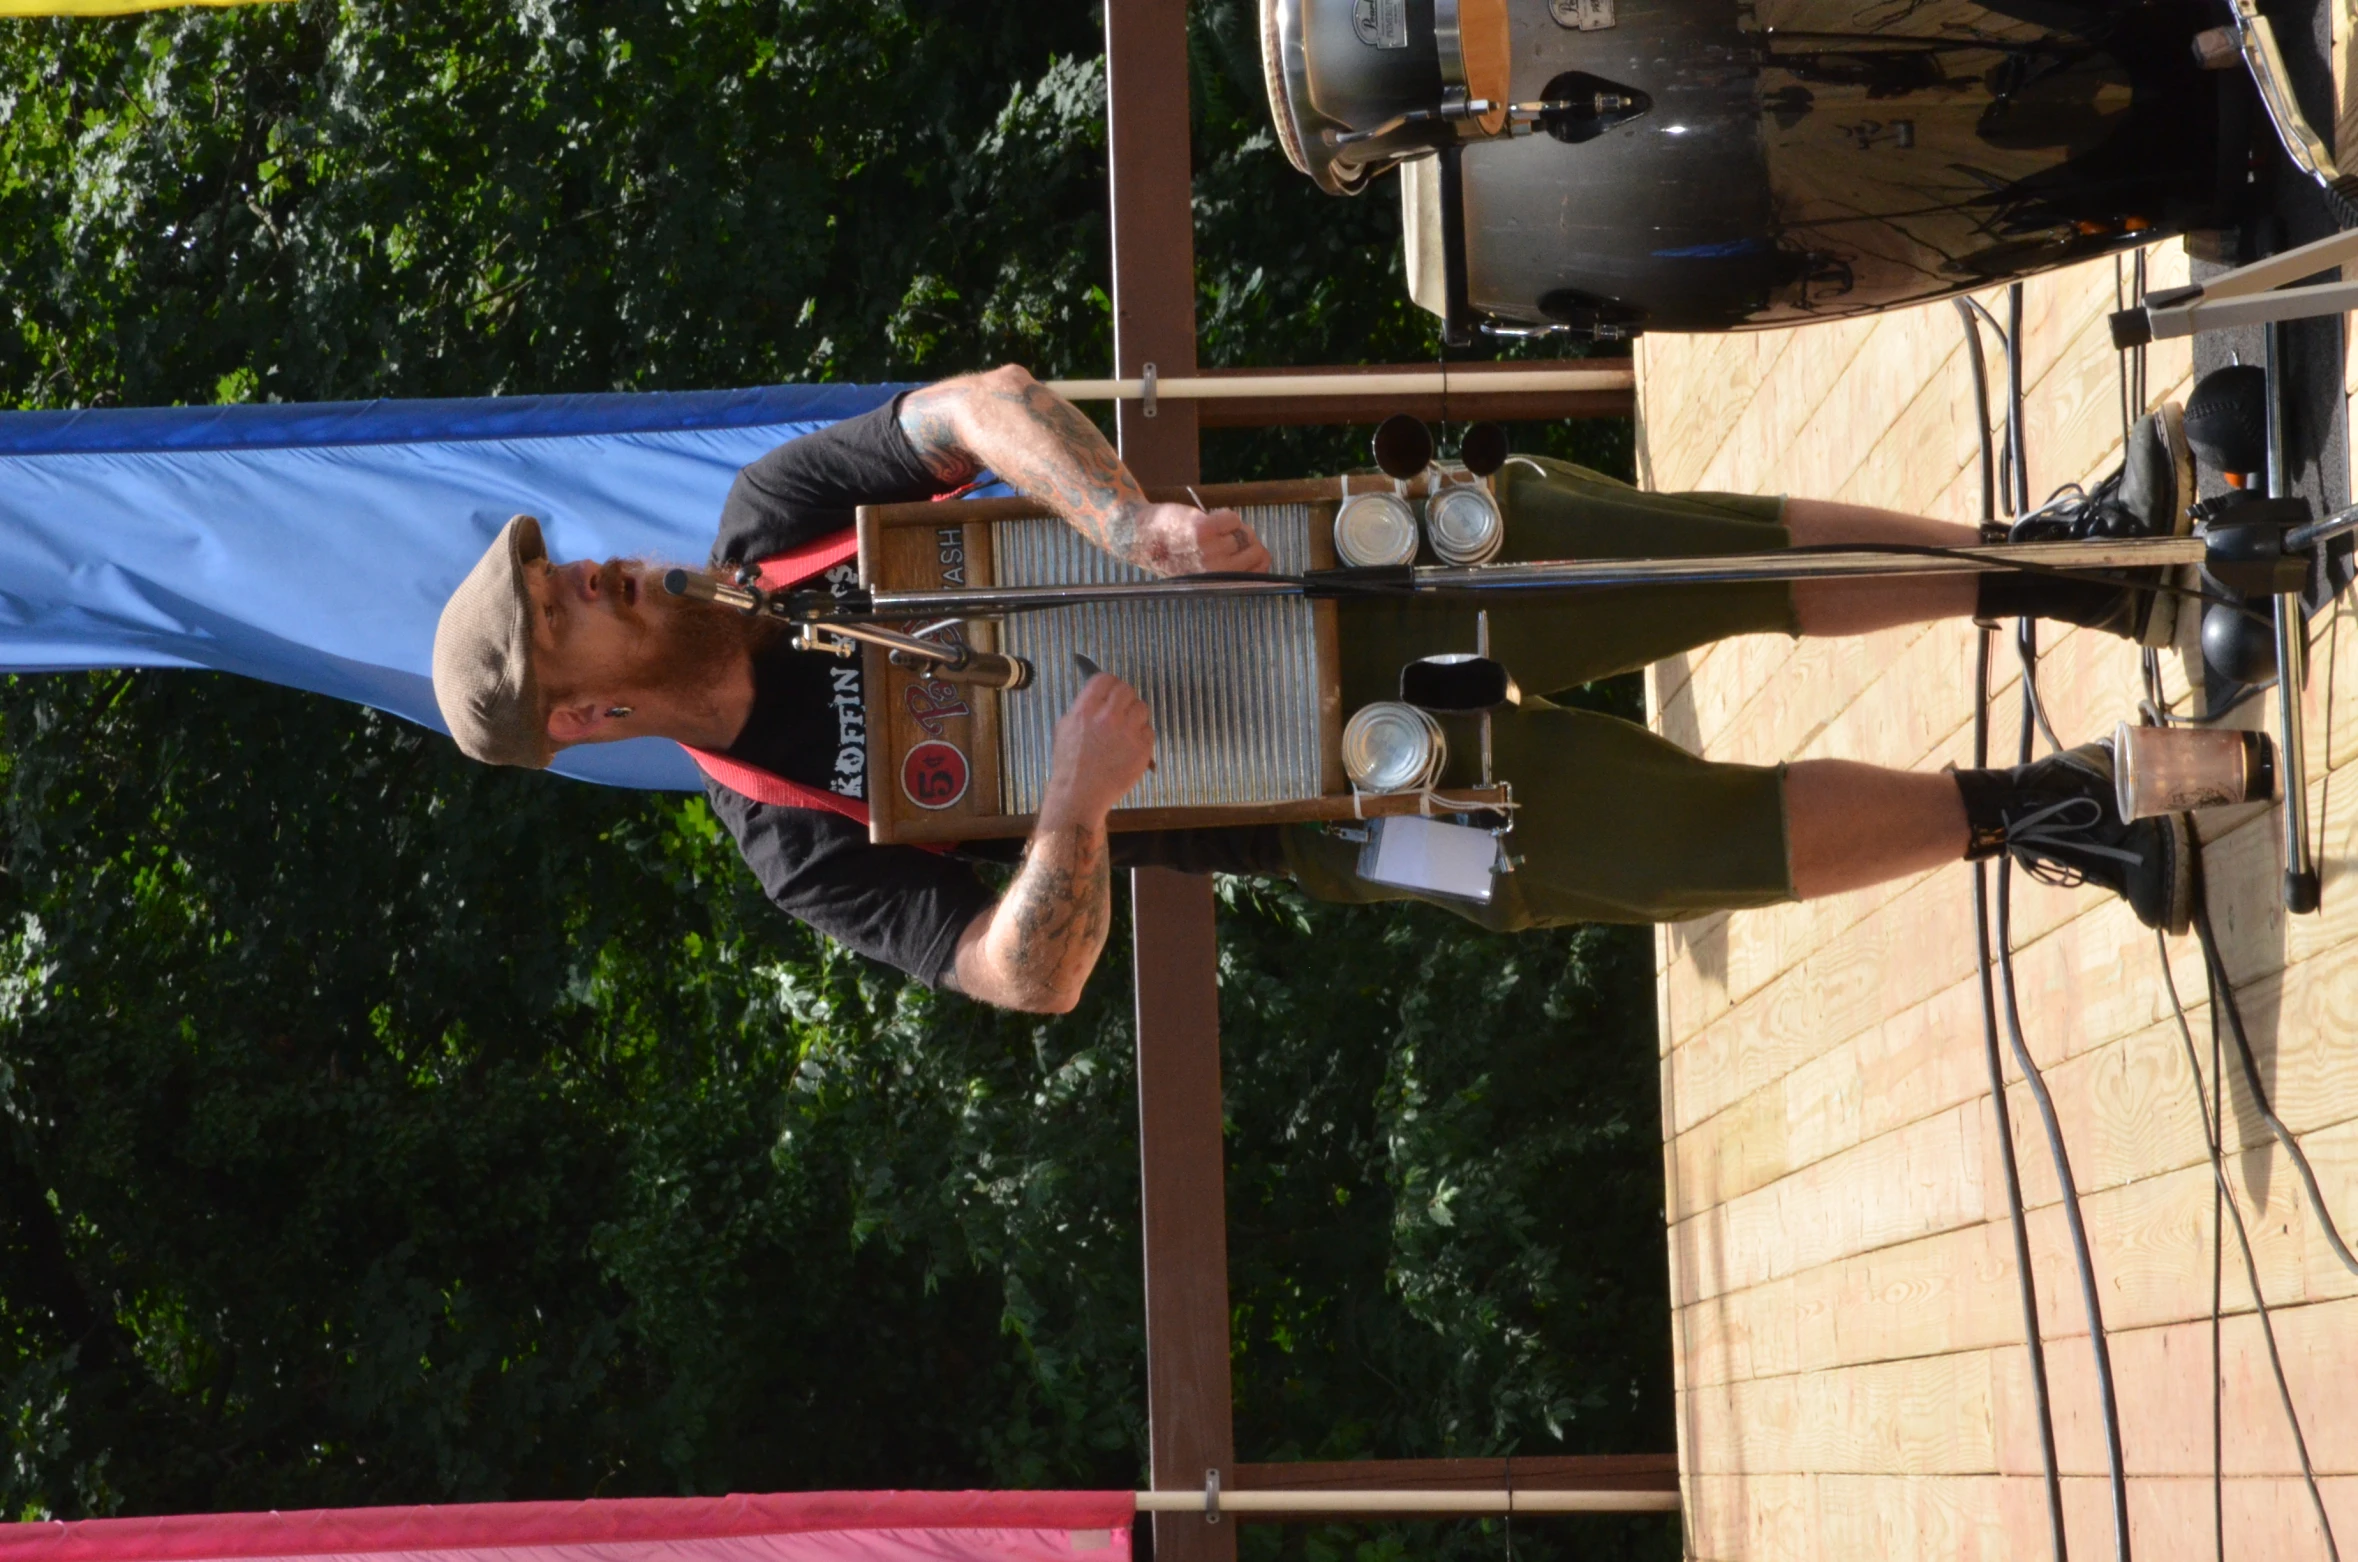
[1636,242,2358,1559]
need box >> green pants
[1284,455,1799,928]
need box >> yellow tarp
[1,0,292,13]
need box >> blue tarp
[0,383,914,789]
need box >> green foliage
[0,2,1668,1557]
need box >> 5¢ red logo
[901,740,970,810]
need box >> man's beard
[599,560,780,704]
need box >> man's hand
[949,674,1155,1013]
[897,365,1271,578]
[1041,672,1155,821]
[1130,502,1272,578]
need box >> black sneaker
[2006,403,2194,646]
[1953,740,2193,933]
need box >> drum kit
[1261,0,2291,340]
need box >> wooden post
[1106,0,1201,484]
[1129,868,1233,1562]
[1105,4,1236,1562]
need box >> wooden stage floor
[1636,243,2358,1558]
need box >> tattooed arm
[899,364,1272,578]
[948,672,1155,1012]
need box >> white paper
[1358,815,1499,903]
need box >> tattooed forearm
[897,366,1168,570]
[954,823,1113,1012]
[1004,827,1112,981]
[896,383,986,485]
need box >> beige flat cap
[433,514,554,768]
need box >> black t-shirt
[703,397,1287,988]
[730,595,870,802]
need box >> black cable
[2008,284,2032,518]
[2017,618,2065,755]
[1995,855,2132,1562]
[2002,622,2132,1562]
[2165,871,2345,1560]
[1957,295,2069,1562]
[2193,894,2358,1276]
[2214,968,2225,1562]
[1960,298,1998,516]
[2115,255,2134,456]
[2140,680,2274,728]
[1952,281,2141,1562]
[1975,653,2068,1560]
[1980,280,2130,1562]
[2111,234,2347,1557]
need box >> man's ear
[546,698,609,745]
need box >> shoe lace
[2002,794,2141,889]
[2012,472,2133,540]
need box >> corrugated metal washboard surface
[992,504,1323,814]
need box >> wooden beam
[1046,362,1636,426]
[1233,1455,1681,1495]
[1218,1459,1681,1522]
[1197,389,1629,428]
[1136,362,1633,427]
[1105,5,1235,1562]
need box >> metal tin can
[1334,491,1422,567]
[1343,701,1447,793]
[1425,483,1504,565]
[2113,722,2276,819]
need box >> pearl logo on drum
[1548,0,1617,29]
[1352,0,1407,49]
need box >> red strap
[747,529,861,591]
[684,744,871,826]
[932,475,992,503]
[688,528,938,842]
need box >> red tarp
[0,1492,1135,1562]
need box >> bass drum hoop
[1260,0,1317,180]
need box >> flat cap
[433,514,554,768]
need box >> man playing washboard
[434,366,2195,1012]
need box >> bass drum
[1269,0,2230,335]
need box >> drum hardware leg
[2261,323,2322,912]
[1477,611,1494,789]
[2192,485,2323,913]
[2109,230,2358,350]
[2272,590,2320,910]
[2127,253,2347,913]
